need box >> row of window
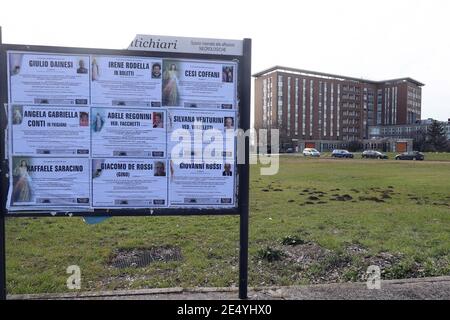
[342,127,359,133]
[341,94,360,100]
[342,85,361,94]
[276,76,341,138]
[342,119,358,125]
[342,110,360,116]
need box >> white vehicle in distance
[303,148,321,157]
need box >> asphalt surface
[275,154,450,164]
[9,276,450,300]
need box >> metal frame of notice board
[0,28,251,300]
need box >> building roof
[252,66,425,87]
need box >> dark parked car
[331,150,354,158]
[395,151,425,161]
[285,147,294,153]
[362,150,388,159]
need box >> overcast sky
[1,0,449,120]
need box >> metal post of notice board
[0,25,8,300]
[0,209,5,300]
[238,38,251,300]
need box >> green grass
[5,157,450,294]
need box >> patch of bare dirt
[364,252,402,270]
[283,243,332,266]
[108,246,183,269]
[345,244,368,255]
[254,240,408,284]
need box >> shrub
[257,247,285,262]
[348,140,363,152]
[281,235,308,246]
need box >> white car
[303,148,321,157]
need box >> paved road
[275,154,450,164]
[9,276,450,300]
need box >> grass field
[5,156,450,294]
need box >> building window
[393,87,398,125]
[262,79,268,128]
[310,80,314,137]
[330,84,334,138]
[391,87,395,125]
[324,82,328,137]
[287,77,291,136]
[302,79,306,136]
[295,78,299,136]
[377,89,382,125]
[319,81,323,138]
[268,78,272,128]
[337,84,340,137]
[278,75,283,128]
[385,89,389,125]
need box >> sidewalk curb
[8,276,450,300]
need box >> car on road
[285,147,294,153]
[395,151,425,161]
[362,150,388,159]
[331,150,354,158]
[303,148,321,157]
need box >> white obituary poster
[168,160,235,207]
[8,157,91,209]
[91,56,162,107]
[8,52,90,105]
[161,59,237,109]
[92,159,168,208]
[91,108,166,158]
[167,109,236,161]
[10,105,90,156]
[5,49,241,213]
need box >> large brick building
[253,66,424,151]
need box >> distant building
[447,120,450,140]
[253,66,424,151]
[369,118,450,140]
